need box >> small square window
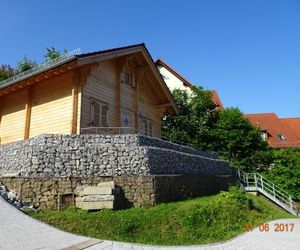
[121,71,132,85]
[260,132,268,141]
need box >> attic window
[121,71,134,87]
[278,134,286,141]
[260,132,268,141]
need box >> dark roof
[77,43,145,58]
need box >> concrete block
[98,181,114,188]
[76,200,114,210]
[82,186,113,195]
[82,194,114,202]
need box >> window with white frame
[89,99,109,127]
[260,131,268,141]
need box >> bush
[262,148,300,200]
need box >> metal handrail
[242,172,291,200]
[237,168,298,215]
[0,48,81,88]
[80,126,158,138]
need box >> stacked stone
[0,134,232,178]
[75,181,115,210]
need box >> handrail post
[289,195,293,211]
[254,173,257,189]
[261,175,263,190]
[273,184,276,198]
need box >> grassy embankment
[27,187,294,245]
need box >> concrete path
[0,196,299,250]
[0,196,96,250]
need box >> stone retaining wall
[0,134,232,178]
[0,134,235,210]
[0,175,235,210]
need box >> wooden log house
[0,44,178,144]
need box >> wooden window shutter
[93,101,100,126]
[90,100,95,125]
[131,73,136,88]
[143,120,148,136]
[149,122,153,137]
[101,104,109,127]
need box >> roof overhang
[0,60,78,97]
[0,44,179,114]
[77,44,179,114]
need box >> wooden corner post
[71,71,80,134]
[24,88,33,140]
[115,65,121,128]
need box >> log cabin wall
[80,57,164,137]
[0,90,27,143]
[0,48,173,144]
[81,61,117,129]
[29,72,74,138]
[0,69,82,144]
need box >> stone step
[98,181,114,188]
[76,195,114,202]
[80,186,113,196]
[76,200,114,210]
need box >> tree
[44,47,67,61]
[263,148,300,200]
[162,86,218,151]
[0,64,15,81]
[16,56,37,73]
[211,108,271,170]
[162,89,271,171]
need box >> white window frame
[89,98,109,127]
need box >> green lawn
[27,187,294,246]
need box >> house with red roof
[244,113,300,148]
[155,59,223,109]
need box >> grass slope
[27,187,294,245]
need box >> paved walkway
[0,197,299,250]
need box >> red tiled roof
[281,118,300,141]
[155,59,224,109]
[210,90,224,109]
[244,113,300,148]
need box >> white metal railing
[236,168,298,216]
[80,126,159,138]
[0,48,81,88]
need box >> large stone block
[76,200,114,210]
[81,186,113,195]
[81,194,114,202]
[98,181,114,188]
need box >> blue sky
[1,0,300,117]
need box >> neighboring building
[155,59,224,109]
[155,59,192,93]
[245,113,300,148]
[0,44,178,144]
